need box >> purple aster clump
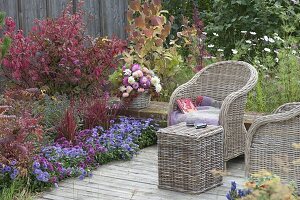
[29,116,157,189]
[0,160,20,184]
[31,127,107,187]
[99,117,155,160]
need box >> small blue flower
[33,161,40,169]
[10,160,17,166]
[231,181,237,191]
[10,172,17,180]
[3,165,11,173]
[226,192,233,200]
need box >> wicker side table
[157,123,224,194]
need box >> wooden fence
[0,0,128,38]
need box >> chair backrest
[191,61,256,101]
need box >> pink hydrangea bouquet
[111,63,162,99]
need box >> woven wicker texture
[168,61,258,161]
[245,102,300,193]
[157,123,224,194]
[126,93,151,109]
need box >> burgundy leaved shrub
[56,103,77,143]
[80,94,120,130]
[0,111,44,170]
[1,2,126,95]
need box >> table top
[158,122,223,139]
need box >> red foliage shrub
[0,110,43,169]
[1,2,126,95]
[56,104,77,142]
[80,94,120,130]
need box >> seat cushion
[170,106,220,126]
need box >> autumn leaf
[129,0,141,11]
[155,38,163,47]
[127,10,134,22]
[135,16,146,29]
[161,22,171,39]
[143,29,154,38]
[153,0,161,5]
[142,3,151,16]
[151,16,163,26]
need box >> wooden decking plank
[38,145,246,200]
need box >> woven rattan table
[157,123,224,194]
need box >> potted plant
[110,63,162,109]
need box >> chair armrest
[219,67,258,126]
[273,102,300,114]
[245,104,300,175]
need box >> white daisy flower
[231,49,238,54]
[245,40,252,44]
[275,58,279,63]
[213,32,219,37]
[202,32,207,35]
[151,76,160,86]
[208,44,215,48]
[217,49,224,52]
[128,76,136,84]
[119,86,127,92]
[155,84,162,93]
[263,36,269,41]
[124,69,132,76]
[264,48,271,52]
[250,31,256,35]
[268,38,275,43]
[241,31,247,34]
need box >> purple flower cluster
[226,181,251,200]
[31,128,107,186]
[99,117,153,159]
[0,160,19,181]
[29,117,155,188]
[119,63,162,98]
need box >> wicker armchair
[245,102,300,193]
[168,61,258,161]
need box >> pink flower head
[141,80,151,89]
[122,76,129,86]
[132,82,139,89]
[122,65,126,71]
[139,76,148,84]
[126,86,133,93]
[122,92,129,98]
[138,88,145,93]
[131,64,141,72]
[136,70,143,77]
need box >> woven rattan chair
[168,61,258,161]
[245,102,300,193]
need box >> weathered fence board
[84,0,101,37]
[0,0,128,38]
[19,0,47,33]
[47,0,70,18]
[0,0,19,28]
[99,0,128,38]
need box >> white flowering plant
[109,63,162,100]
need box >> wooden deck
[37,145,246,200]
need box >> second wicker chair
[168,61,258,161]
[245,102,300,193]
